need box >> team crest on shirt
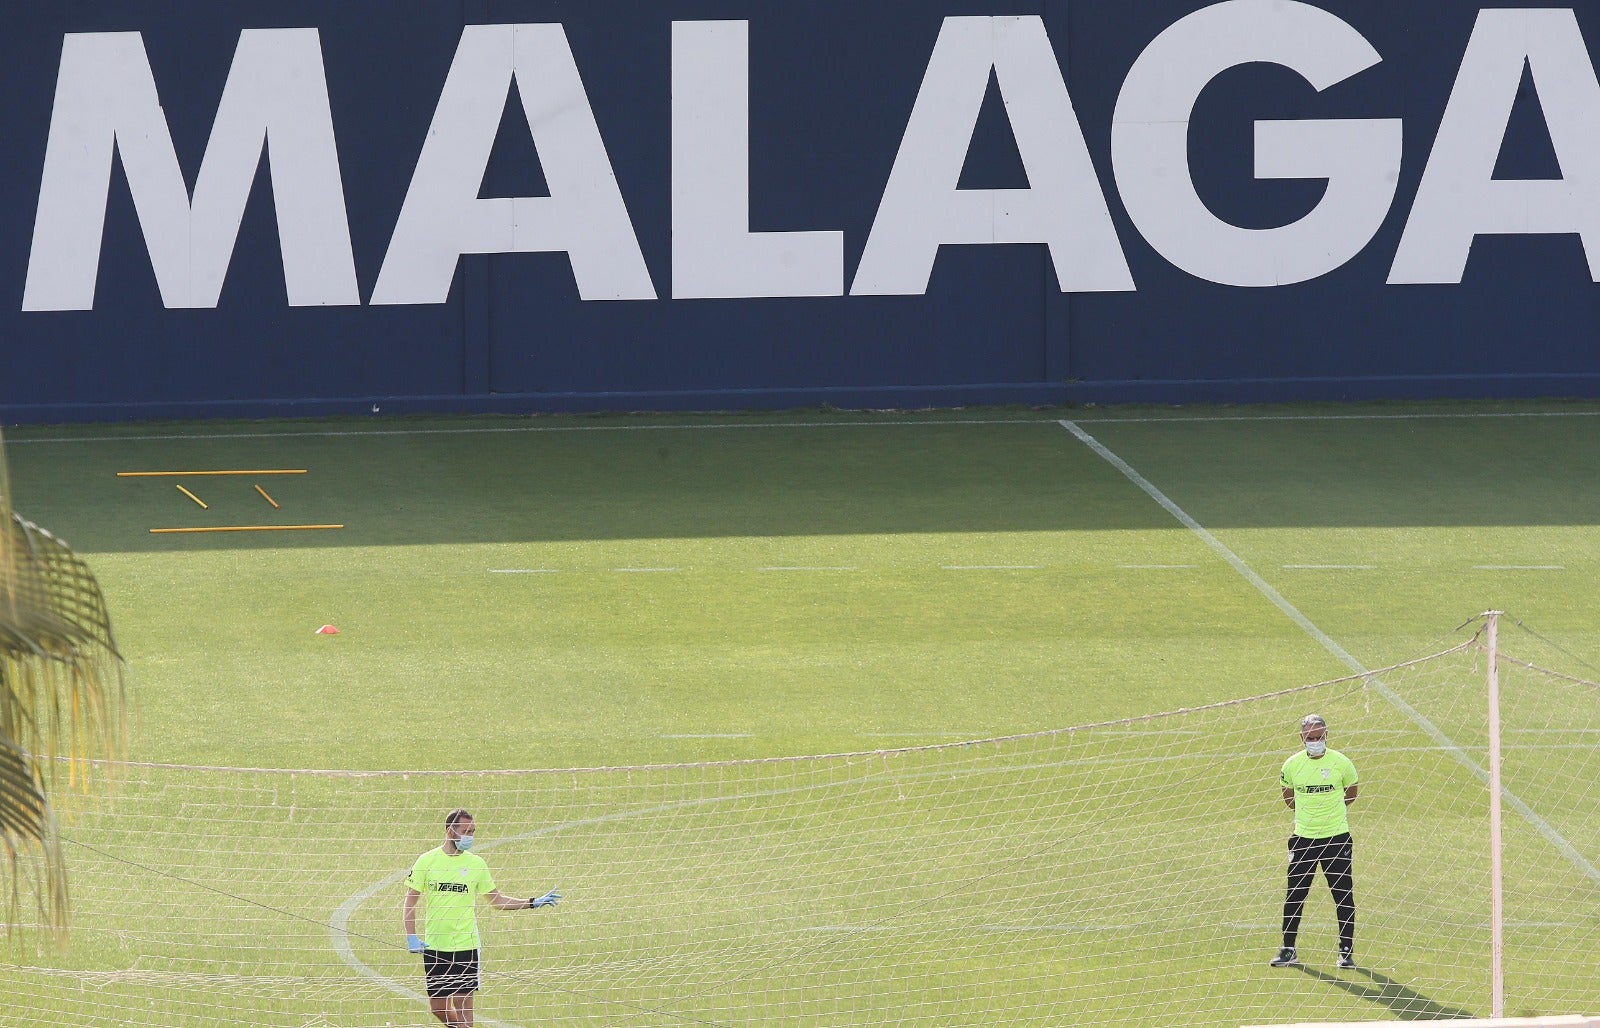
[1320,768,1331,779]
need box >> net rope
[6,634,1600,1027]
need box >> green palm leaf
[0,427,127,941]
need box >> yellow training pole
[118,470,308,477]
[175,485,208,508]
[149,525,343,534]
[254,484,281,509]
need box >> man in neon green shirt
[1271,714,1359,970]
[403,809,560,1027]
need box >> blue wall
[3,1,1598,422]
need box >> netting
[6,632,1600,1027]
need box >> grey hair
[1300,714,1326,731]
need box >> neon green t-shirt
[1280,748,1359,839]
[406,847,497,951]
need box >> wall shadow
[8,405,1600,553]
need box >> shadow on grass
[1294,964,1477,1020]
[14,404,1600,553]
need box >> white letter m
[23,30,358,311]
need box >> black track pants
[1282,832,1354,952]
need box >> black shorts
[422,948,480,997]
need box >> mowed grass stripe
[3,414,1348,771]
[0,403,1595,772]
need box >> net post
[1486,609,1505,1018]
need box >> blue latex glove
[407,934,425,953]
[529,889,561,909]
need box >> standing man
[1271,714,1359,969]
[403,809,561,1027]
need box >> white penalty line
[1057,418,1600,891]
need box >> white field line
[489,569,559,574]
[757,566,860,572]
[1058,418,1600,889]
[10,407,1600,445]
[1472,565,1565,571]
[1282,565,1377,570]
[941,564,1043,570]
[9,417,1056,444]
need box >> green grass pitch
[12,400,1600,770]
[6,399,1600,1027]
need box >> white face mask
[1305,739,1327,758]
[454,834,475,851]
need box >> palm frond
[0,733,64,939]
[0,428,127,943]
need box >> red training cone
[315,625,340,635]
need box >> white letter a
[1392,9,1600,283]
[373,24,654,304]
[852,16,1131,296]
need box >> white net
[6,631,1600,1027]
